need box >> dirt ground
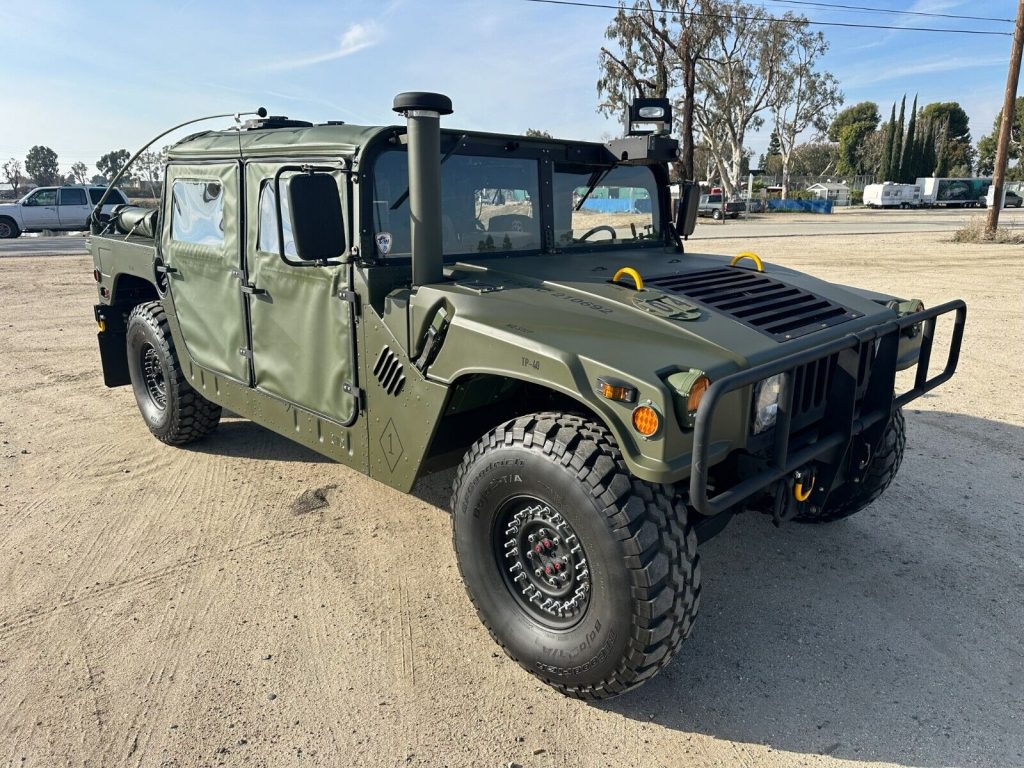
[1,232,1022,768]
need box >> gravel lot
[1,230,1022,768]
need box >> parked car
[697,192,745,220]
[982,187,1023,208]
[0,185,129,238]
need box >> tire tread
[450,411,700,700]
[129,301,221,445]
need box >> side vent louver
[373,346,405,396]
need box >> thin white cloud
[262,22,381,71]
[844,55,1008,87]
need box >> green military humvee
[88,92,965,699]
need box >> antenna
[90,107,268,230]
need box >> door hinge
[342,382,364,408]
[156,264,178,275]
[337,288,360,315]
[240,284,267,295]
[238,347,253,360]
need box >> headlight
[752,374,783,434]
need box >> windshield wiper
[574,162,617,212]
[390,133,468,210]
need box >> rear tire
[796,407,905,523]
[451,412,700,699]
[0,217,20,239]
[126,301,221,445]
[712,209,723,220]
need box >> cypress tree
[879,102,896,182]
[900,95,918,183]
[922,120,937,177]
[935,117,951,177]
[891,96,906,181]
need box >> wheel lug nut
[559,573,568,583]
[535,568,543,577]
[528,534,536,543]
[526,551,533,560]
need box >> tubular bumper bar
[689,300,966,516]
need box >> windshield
[372,150,541,257]
[553,164,659,246]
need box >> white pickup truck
[0,185,129,238]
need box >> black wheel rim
[140,343,167,409]
[494,496,591,629]
[0,222,10,238]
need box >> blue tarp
[766,199,833,214]
[580,199,635,213]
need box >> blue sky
[3,0,1019,176]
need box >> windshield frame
[357,128,672,265]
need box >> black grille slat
[716,286,800,310]
[734,293,817,320]
[646,267,860,342]
[690,282,788,305]
[763,306,848,334]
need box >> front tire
[451,412,700,699]
[126,301,221,445]
[796,407,906,523]
[712,209,723,220]
[0,217,20,239]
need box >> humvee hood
[444,248,900,376]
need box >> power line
[522,0,1015,35]
[757,0,1012,25]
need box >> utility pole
[987,0,1024,233]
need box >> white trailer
[862,182,921,209]
[916,177,991,208]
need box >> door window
[59,188,87,206]
[170,180,225,246]
[257,181,296,257]
[88,189,128,205]
[25,189,57,206]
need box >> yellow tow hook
[612,267,644,291]
[730,252,765,272]
[793,470,815,502]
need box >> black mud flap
[95,304,130,387]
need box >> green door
[243,162,357,425]
[162,163,249,383]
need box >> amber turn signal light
[631,404,660,437]
[596,376,637,403]
[687,375,711,414]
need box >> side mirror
[285,172,345,262]
[675,181,699,239]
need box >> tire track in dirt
[0,525,320,643]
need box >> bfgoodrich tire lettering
[451,412,700,699]
[126,301,221,445]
